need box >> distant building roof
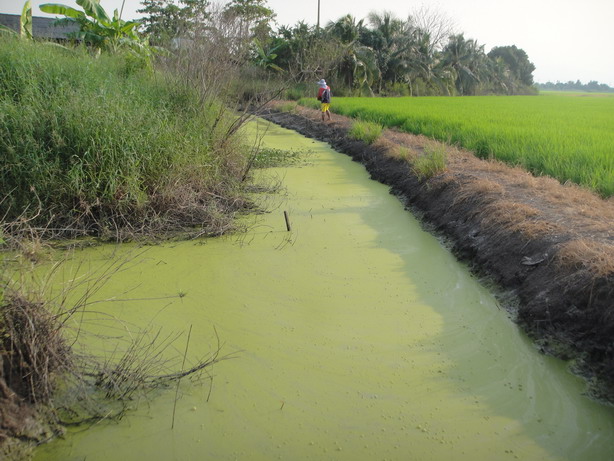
[0,13,79,40]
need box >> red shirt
[318,86,330,100]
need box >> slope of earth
[258,102,614,401]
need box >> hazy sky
[2,0,613,85]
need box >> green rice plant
[348,120,383,145]
[297,97,321,110]
[412,143,448,179]
[302,93,614,197]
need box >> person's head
[317,79,327,88]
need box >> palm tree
[326,15,378,93]
[364,11,407,87]
[273,21,340,82]
[328,14,363,45]
[441,34,487,95]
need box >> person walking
[317,79,332,122]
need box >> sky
[2,0,613,86]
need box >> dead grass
[452,178,505,207]
[478,201,563,240]
[376,137,417,163]
[554,239,614,278]
[0,291,72,405]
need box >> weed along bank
[33,120,614,461]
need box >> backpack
[320,87,331,103]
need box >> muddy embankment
[258,102,614,399]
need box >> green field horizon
[301,92,614,197]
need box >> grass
[348,120,383,144]
[412,142,448,179]
[300,93,614,197]
[0,38,249,240]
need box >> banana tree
[39,0,150,55]
[0,1,33,39]
[252,38,283,72]
[21,0,34,39]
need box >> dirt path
[258,102,614,400]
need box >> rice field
[301,92,614,197]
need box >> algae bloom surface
[35,120,614,461]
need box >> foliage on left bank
[0,38,253,241]
[0,9,264,452]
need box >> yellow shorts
[321,103,331,112]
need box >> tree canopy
[137,1,538,96]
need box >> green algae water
[35,120,614,461]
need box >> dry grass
[479,201,562,240]
[0,291,72,405]
[452,178,505,207]
[554,239,614,278]
[375,137,417,162]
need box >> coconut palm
[361,11,424,91]
[326,15,378,93]
[328,14,363,45]
[273,22,339,82]
[441,34,487,95]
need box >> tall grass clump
[348,120,383,145]
[0,38,250,240]
[305,94,614,197]
[412,142,448,180]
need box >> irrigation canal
[35,120,614,461]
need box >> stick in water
[284,211,291,232]
[172,324,193,429]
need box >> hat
[317,79,327,87]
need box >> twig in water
[172,324,192,430]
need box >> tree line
[537,80,614,93]
[139,0,537,97]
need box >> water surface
[35,120,614,461]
